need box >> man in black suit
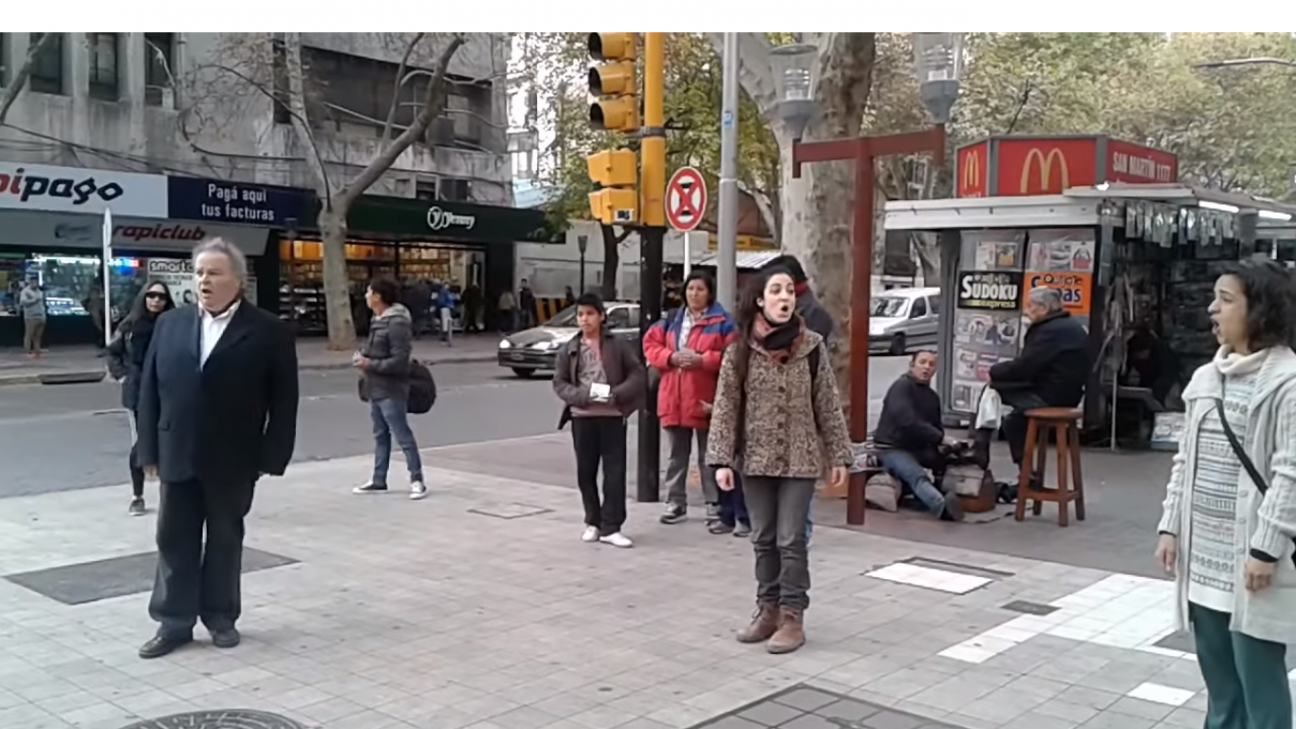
[136,237,299,659]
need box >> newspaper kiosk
[883,135,1296,448]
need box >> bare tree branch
[704,33,777,118]
[338,33,465,206]
[736,179,779,239]
[379,32,426,146]
[1003,79,1034,135]
[0,33,56,126]
[281,33,336,202]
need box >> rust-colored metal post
[846,139,875,526]
[790,125,946,527]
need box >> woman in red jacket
[644,270,737,529]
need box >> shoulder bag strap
[1213,397,1268,495]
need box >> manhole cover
[119,709,306,729]
[1001,599,1059,616]
[467,502,553,519]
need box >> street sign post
[666,167,708,232]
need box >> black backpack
[407,359,437,414]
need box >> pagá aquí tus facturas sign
[957,271,1023,311]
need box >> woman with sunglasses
[107,280,176,515]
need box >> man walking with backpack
[353,278,428,500]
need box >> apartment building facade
[0,33,543,344]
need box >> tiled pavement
[0,436,1261,729]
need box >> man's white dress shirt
[200,300,240,368]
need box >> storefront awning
[304,195,551,244]
[885,184,1296,232]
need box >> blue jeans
[718,473,749,527]
[371,398,423,485]
[877,448,946,516]
[1190,602,1292,729]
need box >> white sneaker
[352,482,389,495]
[599,532,634,549]
[581,526,600,543]
[409,482,428,500]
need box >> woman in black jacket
[107,280,175,515]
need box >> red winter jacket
[643,303,737,430]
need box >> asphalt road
[0,357,913,499]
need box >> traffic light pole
[716,32,740,313]
[636,32,666,503]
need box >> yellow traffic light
[588,33,636,62]
[588,61,635,96]
[588,33,638,133]
[587,149,637,188]
[589,188,638,226]
[590,98,639,132]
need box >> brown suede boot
[766,607,805,654]
[736,602,780,644]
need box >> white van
[868,286,941,356]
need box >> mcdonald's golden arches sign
[953,135,1177,198]
[956,142,987,198]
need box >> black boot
[971,428,992,470]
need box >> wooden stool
[1014,407,1086,527]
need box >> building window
[28,33,64,95]
[144,33,175,107]
[414,179,438,201]
[87,33,119,101]
[272,37,291,124]
[438,178,471,202]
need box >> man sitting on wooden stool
[973,287,1090,486]
[874,350,964,521]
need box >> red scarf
[751,314,804,364]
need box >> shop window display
[2,255,141,320]
[277,239,481,335]
[0,254,260,331]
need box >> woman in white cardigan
[1157,259,1296,729]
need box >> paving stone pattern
[691,685,964,729]
[118,708,305,728]
[0,451,1258,729]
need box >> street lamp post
[771,34,963,526]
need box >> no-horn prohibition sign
[666,167,707,232]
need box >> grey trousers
[664,427,718,507]
[743,476,816,610]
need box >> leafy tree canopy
[527,32,1296,231]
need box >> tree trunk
[913,232,940,285]
[600,224,620,300]
[770,34,877,416]
[318,206,356,349]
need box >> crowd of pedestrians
[107,232,1296,695]
[547,257,851,654]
